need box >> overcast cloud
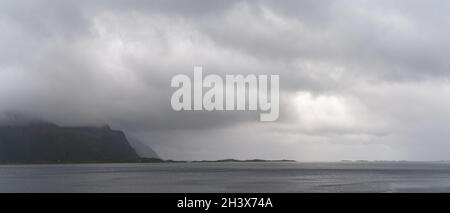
[1,0,450,161]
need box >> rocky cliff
[0,122,143,164]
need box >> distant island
[191,159,296,163]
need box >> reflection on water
[1,162,450,192]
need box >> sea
[1,162,450,192]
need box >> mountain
[128,137,160,159]
[0,122,144,164]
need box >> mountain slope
[128,137,161,159]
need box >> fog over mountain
[1,0,450,161]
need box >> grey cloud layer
[1,0,450,160]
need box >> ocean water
[1,162,450,192]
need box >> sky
[1,0,450,161]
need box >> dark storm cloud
[1,0,450,160]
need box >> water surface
[1,162,450,192]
